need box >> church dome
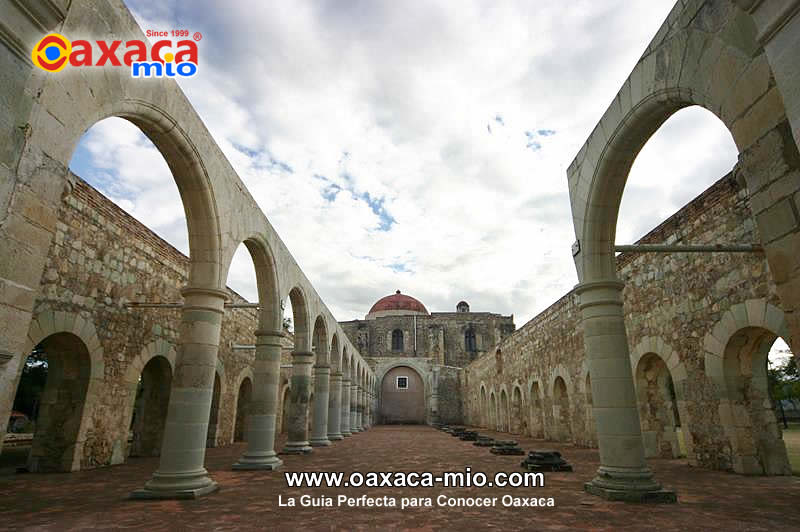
[366,290,429,319]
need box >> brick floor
[0,425,798,531]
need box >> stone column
[340,378,352,436]
[132,287,227,499]
[327,372,344,441]
[281,351,314,454]
[350,383,361,433]
[232,329,284,470]
[577,281,675,503]
[310,364,331,446]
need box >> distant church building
[340,290,515,425]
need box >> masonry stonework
[463,171,792,475]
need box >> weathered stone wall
[463,171,791,473]
[341,311,514,366]
[11,174,295,468]
[342,306,513,426]
[437,365,462,424]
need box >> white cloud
[70,1,739,327]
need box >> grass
[782,422,800,475]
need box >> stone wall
[7,174,295,469]
[341,311,514,366]
[463,171,792,474]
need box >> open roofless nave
[1,0,800,530]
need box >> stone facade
[463,170,792,475]
[341,300,513,425]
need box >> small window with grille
[396,376,409,389]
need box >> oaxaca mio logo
[31,32,199,78]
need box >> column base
[584,466,677,503]
[130,470,218,500]
[281,442,312,454]
[310,438,332,447]
[232,453,283,471]
[328,433,344,441]
[351,427,362,433]
[584,482,677,503]
[341,431,352,437]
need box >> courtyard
[1,426,798,531]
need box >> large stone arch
[17,310,105,472]
[566,1,800,500]
[703,299,791,475]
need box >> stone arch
[226,237,282,332]
[499,387,510,432]
[121,339,176,460]
[480,384,488,428]
[703,300,791,475]
[286,286,311,352]
[330,334,342,372]
[569,16,795,284]
[206,361,226,448]
[577,362,597,448]
[510,383,524,435]
[60,101,223,289]
[16,310,105,472]
[633,352,682,459]
[379,365,425,424]
[489,389,498,430]
[552,376,572,444]
[312,315,330,366]
[232,367,255,443]
[630,337,690,459]
[279,380,291,434]
[528,380,545,439]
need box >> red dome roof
[368,290,428,315]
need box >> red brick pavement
[0,425,798,531]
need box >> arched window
[465,328,477,352]
[391,329,404,352]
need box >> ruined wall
[341,312,514,365]
[463,172,790,472]
[13,174,288,468]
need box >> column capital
[255,328,285,338]
[330,372,343,378]
[575,279,625,310]
[180,286,228,314]
[341,377,351,384]
[291,351,315,365]
[314,364,331,371]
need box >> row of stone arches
[0,1,377,498]
[477,299,791,476]
[5,308,269,473]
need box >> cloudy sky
[70,0,740,327]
